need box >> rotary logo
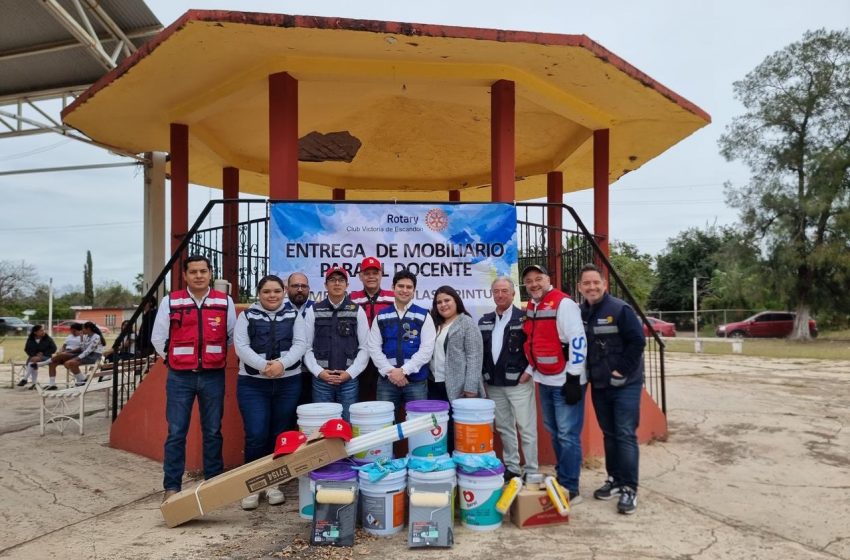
[425,208,448,232]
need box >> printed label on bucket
[460,487,503,526]
[455,423,494,453]
[352,424,393,460]
[410,436,447,457]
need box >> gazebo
[61,10,709,469]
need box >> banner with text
[269,202,518,317]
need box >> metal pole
[693,277,700,352]
[48,278,54,337]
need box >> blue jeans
[538,382,587,493]
[591,380,641,489]
[312,376,359,422]
[163,369,225,491]
[237,374,302,464]
[376,376,427,415]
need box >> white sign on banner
[269,202,518,318]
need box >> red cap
[272,430,308,458]
[360,257,381,272]
[319,418,353,442]
[324,266,349,280]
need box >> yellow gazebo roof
[62,11,710,201]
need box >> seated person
[104,320,136,363]
[17,325,57,390]
[46,322,105,389]
[46,323,83,389]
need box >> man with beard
[285,272,315,405]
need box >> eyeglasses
[289,284,309,291]
[326,277,347,284]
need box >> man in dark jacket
[578,263,645,515]
[479,277,537,481]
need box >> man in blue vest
[285,271,316,406]
[151,255,236,502]
[367,269,435,411]
[479,276,538,481]
[303,266,370,421]
[578,263,645,515]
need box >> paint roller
[344,413,437,456]
[409,490,450,508]
[544,476,570,517]
[315,485,356,505]
[495,477,523,514]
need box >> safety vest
[523,289,569,375]
[376,304,431,382]
[350,288,394,326]
[244,305,299,375]
[167,289,229,371]
[479,306,528,386]
[312,295,360,371]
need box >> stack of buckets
[451,398,504,531]
[350,401,408,536]
[406,400,457,532]
[297,402,344,520]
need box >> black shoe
[617,486,637,515]
[46,385,58,391]
[593,477,622,501]
[504,470,522,482]
[568,491,583,505]
[16,379,27,387]
[28,384,38,391]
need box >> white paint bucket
[349,401,395,462]
[358,468,407,536]
[457,463,505,531]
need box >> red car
[53,320,111,335]
[643,316,676,337]
[715,311,817,338]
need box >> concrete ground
[0,353,848,560]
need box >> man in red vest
[350,256,394,401]
[521,264,587,504]
[151,255,237,502]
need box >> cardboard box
[161,438,348,527]
[510,488,570,528]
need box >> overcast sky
[1,0,848,291]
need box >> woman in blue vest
[234,274,308,510]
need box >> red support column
[491,80,515,203]
[449,190,460,202]
[332,188,345,201]
[222,167,239,301]
[269,72,299,200]
[547,172,563,292]
[593,129,610,261]
[170,123,189,291]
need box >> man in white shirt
[521,264,587,503]
[367,269,435,412]
[303,266,370,421]
[479,276,538,481]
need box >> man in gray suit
[479,277,538,481]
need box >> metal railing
[110,198,666,419]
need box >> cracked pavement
[0,353,848,559]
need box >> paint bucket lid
[309,460,358,481]
[406,399,450,413]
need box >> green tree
[719,29,850,340]
[94,281,138,307]
[608,241,655,309]
[83,251,94,306]
[702,232,773,310]
[133,272,145,295]
[649,226,728,311]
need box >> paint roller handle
[344,413,437,456]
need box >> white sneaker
[241,493,260,510]
[266,486,286,506]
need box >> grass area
[0,335,119,363]
[664,337,850,360]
